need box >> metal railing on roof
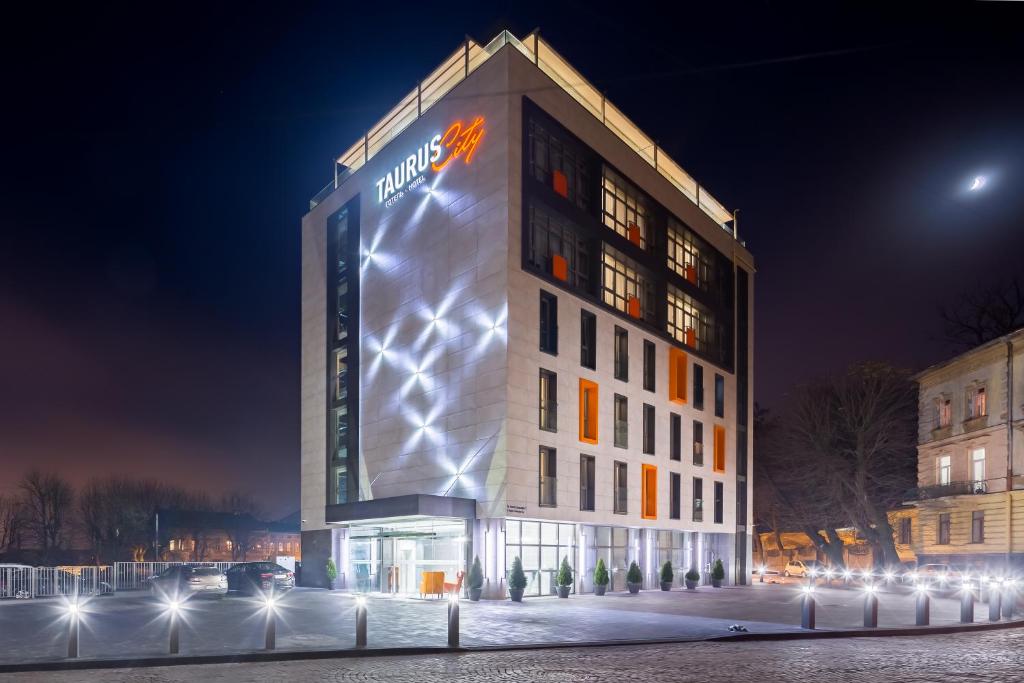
[310,31,737,240]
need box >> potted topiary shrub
[660,561,674,591]
[508,556,527,602]
[711,559,725,588]
[593,558,610,596]
[555,556,573,598]
[326,558,339,590]
[626,561,643,594]
[685,568,700,590]
[468,555,484,601]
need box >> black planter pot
[594,584,607,596]
[660,582,672,591]
[685,579,698,590]
[469,587,482,601]
[627,582,641,594]
[712,578,723,588]
[509,587,524,602]
[557,585,570,598]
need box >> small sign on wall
[506,503,526,516]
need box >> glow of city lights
[969,175,986,192]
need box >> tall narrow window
[539,290,558,354]
[937,398,952,428]
[971,448,986,490]
[614,461,628,514]
[581,310,596,370]
[971,511,985,543]
[693,421,704,466]
[641,464,657,520]
[579,379,599,444]
[693,364,704,411]
[714,374,725,418]
[898,518,912,545]
[539,446,557,507]
[643,404,655,455]
[968,387,986,419]
[670,472,681,520]
[670,413,681,461]
[713,425,726,473]
[937,455,951,486]
[643,340,655,391]
[713,481,724,524]
[937,513,951,545]
[539,369,557,432]
[614,326,629,381]
[692,478,703,522]
[614,394,628,448]
[668,348,688,404]
[580,455,596,511]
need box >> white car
[783,560,827,578]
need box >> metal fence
[0,566,114,599]
[113,561,239,591]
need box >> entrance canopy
[326,494,476,525]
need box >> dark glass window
[714,374,725,418]
[714,482,724,524]
[581,310,596,370]
[938,513,951,545]
[539,446,557,507]
[670,473,681,520]
[539,369,557,432]
[643,404,655,455]
[614,394,628,449]
[971,511,984,543]
[693,421,704,466]
[643,340,655,391]
[601,166,651,250]
[898,518,912,545]
[692,478,703,522]
[602,244,656,324]
[693,364,704,410]
[528,118,591,211]
[670,413,681,461]
[614,326,629,381]
[667,285,719,360]
[614,461,628,514]
[580,455,596,511]
[526,202,591,291]
[539,290,558,354]
[666,218,715,292]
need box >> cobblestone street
[4,629,1023,682]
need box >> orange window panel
[551,253,568,281]
[627,296,641,319]
[641,464,657,520]
[552,169,569,198]
[579,378,599,444]
[684,263,697,285]
[668,348,687,405]
[713,425,726,473]
[627,223,642,246]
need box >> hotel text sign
[375,116,486,207]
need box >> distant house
[155,509,300,563]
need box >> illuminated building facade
[300,31,755,596]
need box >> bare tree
[940,275,1024,350]
[19,469,73,563]
[0,494,24,556]
[220,491,263,562]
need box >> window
[539,369,557,432]
[937,455,951,486]
[668,347,688,404]
[898,518,912,545]
[614,461,628,514]
[937,513,951,545]
[526,202,592,291]
[602,166,650,249]
[670,413,681,461]
[968,387,986,419]
[713,425,726,473]
[580,455,596,511]
[614,394,628,448]
[714,374,725,418]
[528,118,592,211]
[667,285,717,357]
[692,478,703,522]
[539,290,558,354]
[714,481,724,524]
[971,448,986,486]
[643,340,655,391]
[539,447,557,507]
[971,511,985,544]
[614,326,629,381]
[666,219,714,291]
[693,364,704,411]
[641,464,657,520]
[581,310,596,370]
[602,245,655,323]
[937,398,952,428]
[693,421,704,466]
[643,404,655,455]
[670,473,681,520]
[579,379,599,444]
[332,464,348,505]
[333,348,348,401]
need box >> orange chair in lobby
[419,571,445,599]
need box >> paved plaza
[0,581,1014,666]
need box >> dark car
[147,565,227,599]
[225,562,295,595]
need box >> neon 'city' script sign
[375,116,486,206]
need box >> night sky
[2,2,1022,516]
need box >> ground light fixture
[264,593,277,650]
[959,578,975,623]
[164,597,183,654]
[913,582,931,626]
[862,582,879,628]
[65,597,81,659]
[448,592,460,647]
[759,564,766,583]
[355,595,368,648]
[800,585,815,629]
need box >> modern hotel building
[300,30,755,597]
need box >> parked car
[912,563,961,587]
[225,562,295,595]
[782,560,827,578]
[148,565,227,599]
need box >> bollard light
[960,581,975,624]
[447,592,460,648]
[264,594,277,650]
[166,599,182,655]
[914,583,930,626]
[66,598,80,659]
[862,583,879,628]
[1003,578,1016,619]
[989,580,1002,622]
[759,564,766,584]
[355,595,367,649]
[800,585,815,629]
